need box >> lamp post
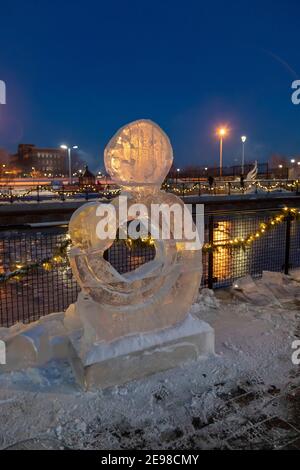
[60,145,78,184]
[176,168,180,184]
[241,135,247,175]
[217,127,227,177]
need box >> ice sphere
[104,119,173,186]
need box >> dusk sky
[0,0,299,171]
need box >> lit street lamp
[217,127,228,177]
[60,145,78,184]
[241,135,247,175]
[0,164,5,178]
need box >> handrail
[0,206,298,232]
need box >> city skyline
[0,1,300,171]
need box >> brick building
[17,144,67,176]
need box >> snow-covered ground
[0,271,299,450]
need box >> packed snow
[0,270,299,450]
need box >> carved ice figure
[67,119,202,344]
[246,160,258,181]
[234,161,258,182]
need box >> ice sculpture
[246,160,258,181]
[64,119,213,389]
[68,120,202,343]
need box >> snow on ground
[0,271,299,450]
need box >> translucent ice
[68,120,202,342]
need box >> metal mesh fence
[0,208,299,327]
[203,212,288,288]
[289,219,300,270]
[0,228,79,327]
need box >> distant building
[79,165,95,186]
[17,144,67,176]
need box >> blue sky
[0,0,299,170]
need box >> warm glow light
[217,127,227,137]
[278,164,283,168]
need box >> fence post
[284,214,292,275]
[208,215,214,289]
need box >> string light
[0,238,72,284]
[0,185,122,201]
[202,207,299,253]
[0,207,299,283]
[0,179,299,201]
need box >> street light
[291,159,295,164]
[60,144,78,184]
[241,136,247,175]
[217,127,228,177]
[176,168,180,184]
[31,166,35,185]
